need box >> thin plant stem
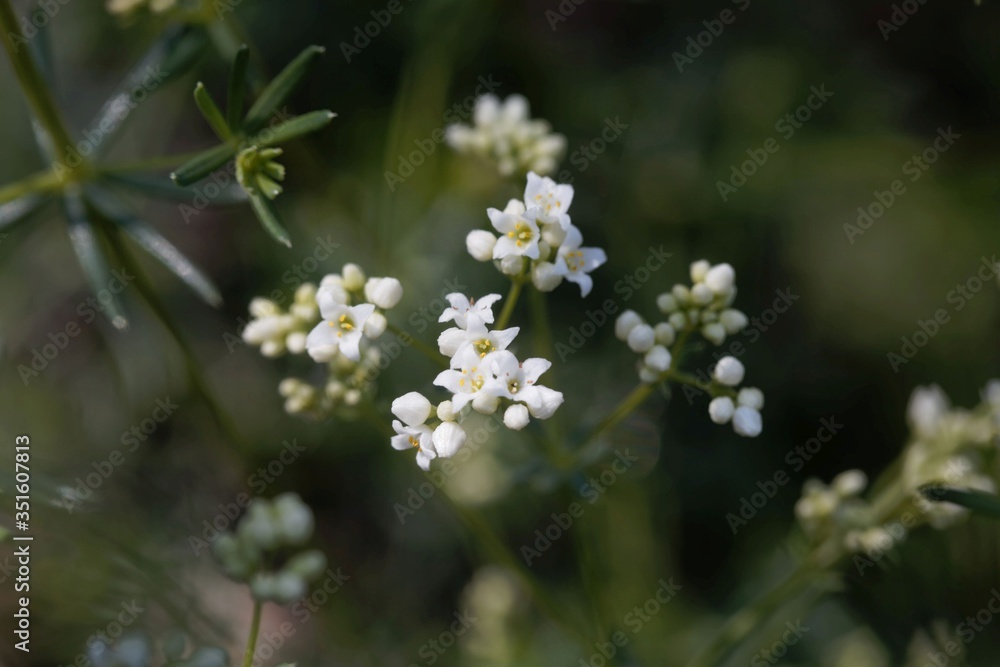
[494,279,525,330]
[0,170,63,204]
[386,322,447,368]
[241,600,263,667]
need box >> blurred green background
[2,0,1000,665]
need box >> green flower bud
[236,146,287,200]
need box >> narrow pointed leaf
[243,45,325,134]
[194,82,232,142]
[102,173,247,205]
[919,485,1000,520]
[253,110,336,147]
[0,195,47,231]
[85,26,208,159]
[171,144,237,187]
[86,188,223,307]
[226,45,250,131]
[62,190,128,330]
[248,192,291,247]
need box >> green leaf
[62,190,128,330]
[226,45,250,131]
[243,45,325,134]
[194,82,232,142]
[248,192,292,247]
[102,173,247,205]
[86,188,223,308]
[252,110,336,147]
[919,485,1000,519]
[85,25,208,159]
[0,195,47,230]
[171,144,237,187]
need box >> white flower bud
[668,312,687,330]
[644,345,672,373]
[656,293,678,314]
[691,283,714,305]
[326,380,345,399]
[504,404,530,430]
[274,493,314,544]
[341,263,366,291]
[285,550,326,580]
[344,389,362,406]
[720,309,748,334]
[532,261,564,292]
[437,400,457,421]
[363,312,388,339]
[466,230,498,262]
[271,572,307,603]
[690,259,711,283]
[654,322,675,346]
[295,282,317,304]
[250,298,280,318]
[364,277,403,309]
[285,331,307,354]
[500,255,524,276]
[732,406,762,437]
[832,470,867,497]
[392,391,432,426]
[261,340,285,357]
[701,323,726,345]
[278,378,300,396]
[637,363,661,384]
[737,387,764,410]
[432,421,467,458]
[671,284,691,304]
[541,224,567,248]
[526,386,564,419]
[615,310,643,341]
[472,392,500,414]
[708,397,735,424]
[713,356,745,386]
[704,263,735,295]
[627,324,655,353]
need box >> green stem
[494,279,524,330]
[97,150,221,175]
[0,170,63,204]
[0,0,81,167]
[241,600,262,667]
[580,383,656,450]
[387,322,447,368]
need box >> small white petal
[654,322,675,346]
[708,397,735,424]
[341,263,366,291]
[503,404,530,430]
[736,387,764,410]
[701,323,726,346]
[732,407,762,437]
[690,260,711,283]
[391,392,433,427]
[713,356,745,386]
[615,310,643,341]
[704,263,735,295]
[364,277,403,309]
[627,324,655,353]
[720,309,748,335]
[656,293,678,314]
[432,422,467,458]
[644,345,672,373]
[363,312,388,339]
[466,230,498,262]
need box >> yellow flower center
[473,338,495,357]
[329,313,355,338]
[564,250,584,272]
[506,221,534,247]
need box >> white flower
[704,263,735,295]
[305,302,375,362]
[433,349,505,411]
[627,324,655,353]
[504,404,530,430]
[643,346,671,373]
[391,421,436,470]
[489,206,541,260]
[737,387,764,410]
[708,397,735,424]
[832,470,867,497]
[391,391,433,427]
[554,225,607,297]
[439,293,502,329]
[615,310,643,341]
[907,385,950,437]
[466,230,498,262]
[732,406,762,437]
[713,356,745,386]
[318,274,350,305]
[432,422,467,458]
[524,171,573,228]
[438,321,520,367]
[491,351,564,419]
[364,277,403,309]
[437,400,457,421]
[532,261,565,292]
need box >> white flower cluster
[243,264,402,418]
[212,493,326,604]
[657,260,748,347]
[445,94,566,177]
[390,293,564,470]
[466,173,607,297]
[794,470,873,549]
[706,358,764,438]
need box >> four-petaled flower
[438,321,520,367]
[525,171,573,229]
[556,225,607,297]
[439,292,502,329]
[489,203,541,260]
[490,351,564,419]
[306,302,374,362]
